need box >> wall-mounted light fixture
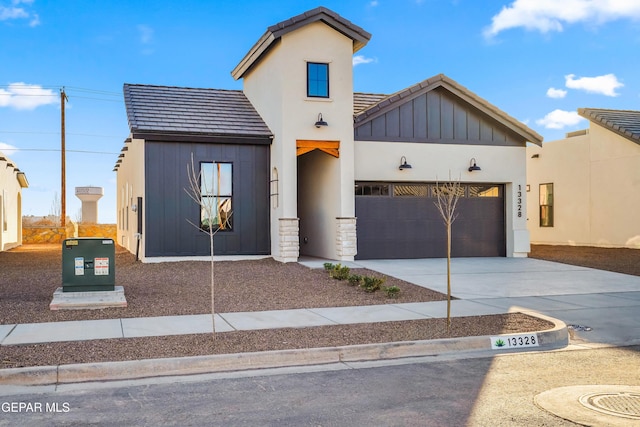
[399,156,412,170]
[531,154,540,159]
[468,158,481,172]
[314,113,328,128]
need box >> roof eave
[17,171,29,188]
[231,32,276,81]
[578,108,640,145]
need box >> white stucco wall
[527,124,640,248]
[115,137,146,258]
[355,141,530,257]
[242,21,357,260]
[0,153,26,251]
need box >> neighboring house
[527,108,640,249]
[115,7,542,262]
[0,151,29,251]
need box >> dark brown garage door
[355,182,505,259]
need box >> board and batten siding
[144,140,270,257]
[355,87,524,146]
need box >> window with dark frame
[539,183,553,227]
[200,162,233,231]
[307,62,329,98]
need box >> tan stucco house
[0,151,28,251]
[115,7,543,262]
[527,108,640,248]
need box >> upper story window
[307,62,329,98]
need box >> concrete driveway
[354,257,640,347]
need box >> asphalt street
[2,345,639,426]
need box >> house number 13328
[516,185,523,218]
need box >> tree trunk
[210,234,215,343]
[447,222,452,331]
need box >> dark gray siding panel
[355,87,526,147]
[144,140,270,257]
[413,94,427,139]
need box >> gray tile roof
[353,93,388,114]
[232,7,371,80]
[123,84,272,139]
[578,108,640,144]
[353,74,544,146]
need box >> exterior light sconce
[399,156,412,170]
[314,113,328,128]
[468,158,481,172]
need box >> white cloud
[565,73,623,96]
[0,142,18,155]
[0,82,57,110]
[546,87,567,99]
[484,0,640,38]
[0,0,39,26]
[137,24,154,55]
[138,24,153,44]
[536,109,585,129]
[369,1,379,7]
[353,55,375,66]
[0,5,27,20]
[28,12,38,26]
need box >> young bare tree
[50,192,61,222]
[433,173,462,331]
[185,153,232,342]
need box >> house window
[394,184,429,197]
[468,185,501,198]
[355,183,389,196]
[201,162,233,231]
[539,183,553,227]
[307,62,329,98]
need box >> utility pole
[61,88,68,227]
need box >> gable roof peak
[354,73,543,146]
[232,7,371,80]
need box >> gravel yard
[4,244,616,369]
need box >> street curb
[0,312,568,386]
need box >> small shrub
[347,274,363,286]
[361,276,385,293]
[323,262,335,271]
[383,285,401,298]
[331,264,351,280]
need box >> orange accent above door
[296,140,339,158]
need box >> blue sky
[2,0,639,223]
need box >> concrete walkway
[2,257,639,347]
[0,300,510,346]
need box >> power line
[0,85,121,96]
[11,148,119,155]
[0,131,123,138]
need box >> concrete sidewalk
[0,299,511,346]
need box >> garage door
[355,182,505,259]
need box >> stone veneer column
[277,218,299,263]
[336,217,357,260]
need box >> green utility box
[62,238,115,292]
